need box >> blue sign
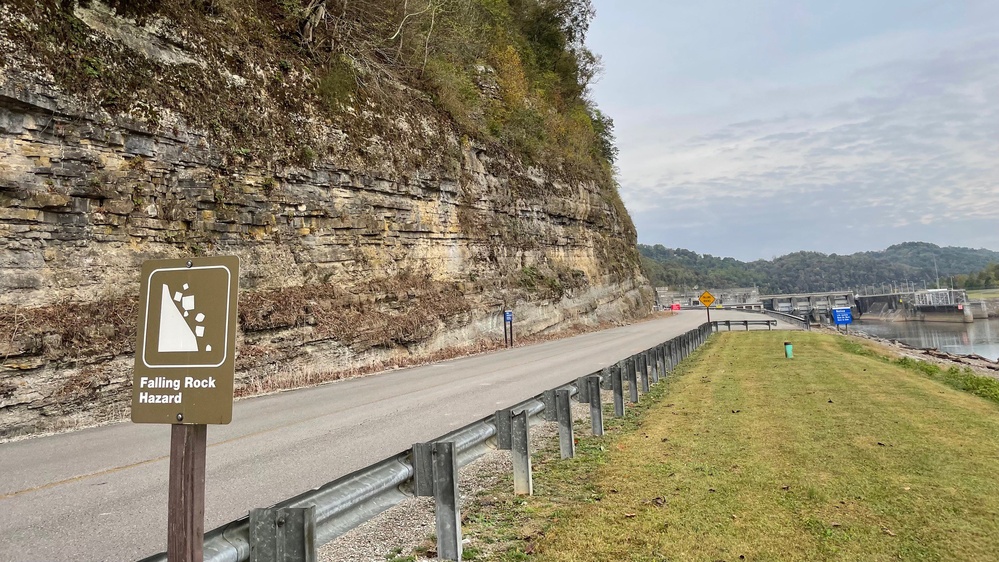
[504,310,513,322]
[831,307,853,325]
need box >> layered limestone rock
[0,4,650,438]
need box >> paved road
[0,310,796,561]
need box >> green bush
[423,58,483,133]
[316,55,356,109]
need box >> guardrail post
[249,506,317,562]
[587,375,603,436]
[627,358,639,404]
[639,353,650,393]
[651,347,660,384]
[412,442,434,497]
[601,367,612,390]
[432,441,461,561]
[511,410,532,495]
[541,390,557,422]
[556,389,574,459]
[575,376,589,403]
[611,363,624,417]
[495,409,512,450]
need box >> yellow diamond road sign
[699,291,716,308]
[132,256,240,425]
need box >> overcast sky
[586,1,999,261]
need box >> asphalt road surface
[0,310,798,561]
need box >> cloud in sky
[587,1,999,260]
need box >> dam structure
[856,288,980,323]
[758,291,858,323]
[656,287,985,325]
[655,287,763,311]
[760,288,985,324]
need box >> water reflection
[854,318,999,361]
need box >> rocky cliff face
[0,2,650,438]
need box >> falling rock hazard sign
[132,256,240,424]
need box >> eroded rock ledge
[0,71,649,438]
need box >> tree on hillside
[638,244,999,293]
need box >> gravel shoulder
[318,395,599,562]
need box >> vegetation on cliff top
[640,241,999,293]
[4,0,618,184]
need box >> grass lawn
[459,332,999,562]
[966,288,999,300]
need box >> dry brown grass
[234,316,630,398]
[0,292,137,363]
[238,271,472,347]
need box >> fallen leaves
[643,496,666,508]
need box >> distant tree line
[961,263,999,290]
[639,242,999,294]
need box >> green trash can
[784,341,793,359]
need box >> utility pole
[933,257,940,289]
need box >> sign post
[133,256,240,562]
[831,307,853,334]
[699,291,716,323]
[503,310,514,347]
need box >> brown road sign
[699,291,716,308]
[132,256,240,424]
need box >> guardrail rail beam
[249,506,317,562]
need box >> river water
[853,317,999,361]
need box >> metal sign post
[503,310,514,347]
[699,291,716,323]
[133,256,240,562]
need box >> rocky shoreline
[827,326,999,380]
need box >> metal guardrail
[761,309,811,330]
[711,319,777,331]
[138,323,716,562]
